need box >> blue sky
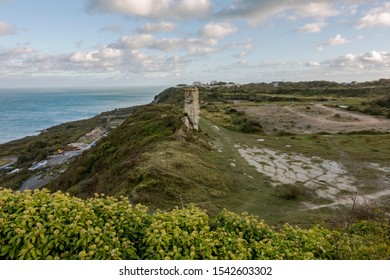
[0,0,390,87]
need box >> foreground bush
[1,188,389,260]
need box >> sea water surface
[0,86,167,144]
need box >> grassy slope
[47,102,239,214]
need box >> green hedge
[1,188,389,260]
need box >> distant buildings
[175,80,240,88]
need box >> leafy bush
[0,188,149,259]
[371,96,390,108]
[1,188,390,260]
[231,115,263,133]
[143,206,250,260]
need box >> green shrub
[1,188,389,260]
[0,188,149,260]
[142,205,251,260]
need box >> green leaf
[0,245,12,256]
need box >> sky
[0,0,390,87]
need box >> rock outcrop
[182,87,200,132]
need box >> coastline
[0,85,167,190]
[0,86,166,145]
[0,104,140,191]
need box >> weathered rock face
[182,87,200,132]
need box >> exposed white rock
[237,146,358,205]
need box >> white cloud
[199,22,238,39]
[148,36,220,55]
[111,34,155,49]
[9,47,35,54]
[326,50,390,69]
[318,34,349,50]
[100,25,123,33]
[293,2,338,18]
[328,34,349,45]
[356,3,390,28]
[70,51,100,63]
[137,21,176,33]
[298,21,327,33]
[237,40,253,58]
[0,44,185,78]
[86,0,212,19]
[109,22,236,56]
[0,46,65,74]
[150,38,183,51]
[187,45,217,56]
[217,0,346,26]
[361,50,390,64]
[0,20,16,35]
[306,61,321,67]
[123,51,184,76]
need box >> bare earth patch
[240,104,390,134]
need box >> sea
[0,86,167,144]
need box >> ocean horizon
[0,86,167,144]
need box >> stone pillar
[182,87,200,131]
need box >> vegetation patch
[274,184,314,201]
[1,188,389,260]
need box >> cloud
[100,25,123,33]
[0,46,65,74]
[86,0,212,19]
[0,44,185,78]
[150,37,184,51]
[306,61,321,67]
[326,50,390,69]
[217,0,342,26]
[237,40,253,58]
[293,2,338,18]
[0,20,16,35]
[199,22,238,39]
[328,34,349,45]
[114,34,219,55]
[68,47,185,76]
[318,34,349,51]
[69,47,127,71]
[111,34,155,49]
[109,21,235,56]
[137,21,176,33]
[356,2,390,28]
[298,21,327,33]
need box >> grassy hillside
[47,102,238,213]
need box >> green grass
[199,114,390,226]
[199,117,324,226]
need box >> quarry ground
[239,104,390,134]
[200,103,390,224]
